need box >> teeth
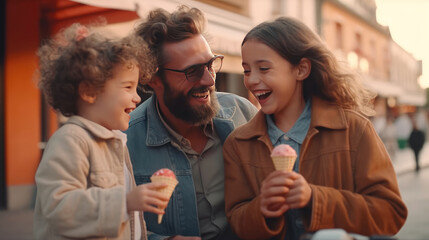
[193,93,208,98]
[125,108,134,114]
[254,91,271,97]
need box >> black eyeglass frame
[160,55,224,82]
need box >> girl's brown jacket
[224,97,407,240]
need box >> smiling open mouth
[192,92,209,99]
[125,108,134,114]
[190,87,211,99]
[255,91,272,100]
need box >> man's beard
[163,82,219,126]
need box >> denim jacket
[126,92,257,240]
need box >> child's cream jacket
[34,115,146,240]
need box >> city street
[395,167,429,240]
[0,146,428,240]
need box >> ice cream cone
[271,144,297,172]
[271,156,296,172]
[150,175,178,224]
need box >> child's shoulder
[56,120,88,133]
[40,122,92,159]
[227,111,265,140]
[48,121,91,145]
[342,108,372,126]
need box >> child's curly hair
[38,23,156,117]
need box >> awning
[363,79,426,106]
[398,92,427,106]
[70,0,252,74]
[363,79,404,97]
[70,0,136,11]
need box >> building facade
[319,0,425,136]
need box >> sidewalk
[0,208,33,240]
[391,142,429,175]
[0,143,427,239]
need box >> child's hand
[284,172,312,209]
[260,170,293,218]
[126,182,170,214]
[260,171,312,218]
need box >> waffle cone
[271,156,296,172]
[150,176,178,224]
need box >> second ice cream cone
[150,173,178,224]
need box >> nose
[133,91,141,104]
[199,67,216,86]
[244,72,259,87]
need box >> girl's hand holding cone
[259,171,312,217]
[259,144,312,218]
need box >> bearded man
[126,6,258,240]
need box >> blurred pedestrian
[395,113,412,149]
[380,115,398,160]
[408,120,426,171]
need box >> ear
[147,74,163,91]
[296,58,311,81]
[78,83,97,104]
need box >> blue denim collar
[267,100,312,145]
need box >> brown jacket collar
[236,97,348,140]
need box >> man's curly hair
[37,23,156,117]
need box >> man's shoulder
[216,92,249,104]
[216,92,257,113]
[214,92,258,136]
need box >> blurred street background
[1,142,429,240]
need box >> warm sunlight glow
[376,0,429,89]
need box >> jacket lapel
[145,95,173,147]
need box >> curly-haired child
[33,23,167,240]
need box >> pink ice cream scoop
[271,144,297,172]
[271,144,297,158]
[152,168,177,179]
[151,168,178,223]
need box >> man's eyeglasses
[160,55,224,82]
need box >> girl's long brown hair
[243,17,375,116]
